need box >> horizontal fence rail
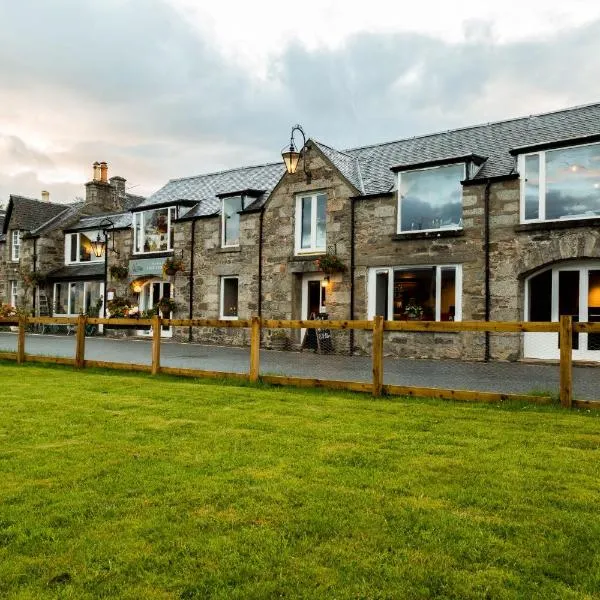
[0,315,599,409]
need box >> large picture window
[369,265,462,321]
[53,281,104,316]
[220,276,239,319]
[133,207,175,254]
[65,231,103,264]
[295,193,326,253]
[397,164,464,233]
[520,142,600,222]
[222,196,248,247]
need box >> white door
[139,280,172,338]
[524,262,600,361]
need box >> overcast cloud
[1,0,599,205]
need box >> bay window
[369,265,462,321]
[133,207,175,254]
[295,192,326,253]
[66,231,103,264]
[397,164,464,233]
[520,142,600,222]
[53,281,104,316]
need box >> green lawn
[0,363,599,599]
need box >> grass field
[0,362,599,599]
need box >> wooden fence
[0,315,598,410]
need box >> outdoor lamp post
[282,124,311,183]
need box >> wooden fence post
[249,316,261,382]
[75,315,86,368]
[559,315,573,408]
[17,316,26,364]
[152,315,162,375]
[372,315,384,397]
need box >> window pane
[223,197,242,246]
[69,282,85,315]
[301,197,312,248]
[143,209,169,252]
[375,272,389,319]
[588,270,600,350]
[400,164,463,232]
[85,281,103,316]
[546,143,600,220]
[70,233,78,262]
[524,154,540,220]
[79,232,93,262]
[54,284,66,314]
[440,268,456,321]
[222,278,238,317]
[134,214,142,253]
[558,270,579,350]
[528,270,552,321]
[316,194,326,249]
[393,268,436,320]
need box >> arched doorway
[138,278,173,338]
[524,260,600,360]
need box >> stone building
[2,102,600,362]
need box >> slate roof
[2,195,70,234]
[66,211,133,232]
[28,203,84,237]
[47,262,105,281]
[343,101,600,195]
[122,193,146,211]
[313,141,364,194]
[140,162,286,217]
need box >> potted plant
[404,299,423,320]
[109,264,129,281]
[156,296,177,316]
[163,257,184,277]
[314,253,347,274]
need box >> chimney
[100,161,108,183]
[110,176,127,198]
[93,161,101,181]
[41,190,50,202]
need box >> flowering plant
[163,257,184,276]
[0,303,17,318]
[109,265,129,281]
[404,299,423,319]
[156,296,177,315]
[314,253,346,274]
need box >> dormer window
[396,163,465,234]
[133,207,175,254]
[519,141,600,222]
[222,196,250,247]
[295,192,326,254]
[66,231,104,264]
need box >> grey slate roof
[66,211,133,232]
[47,262,105,281]
[122,193,146,210]
[28,203,84,237]
[313,141,364,193]
[3,195,70,234]
[140,162,286,216]
[343,101,600,195]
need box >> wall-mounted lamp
[282,124,312,183]
[90,233,106,258]
[321,276,330,288]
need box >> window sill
[293,250,326,258]
[132,250,174,258]
[391,229,464,241]
[516,217,600,232]
[218,246,242,254]
[219,316,239,321]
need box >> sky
[1,0,600,206]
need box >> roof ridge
[167,160,283,184]
[343,100,600,153]
[312,139,356,159]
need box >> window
[369,265,462,321]
[220,276,239,319]
[222,196,249,247]
[133,207,175,253]
[11,230,20,261]
[520,142,600,222]
[295,193,326,253]
[53,281,104,316]
[65,231,103,264]
[397,164,464,233]
[9,280,18,307]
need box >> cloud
[0,0,599,204]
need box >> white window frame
[396,163,465,235]
[367,264,463,321]
[221,196,246,248]
[53,281,105,316]
[519,141,600,224]
[132,207,176,255]
[9,280,18,307]
[11,230,20,261]
[219,276,239,320]
[295,192,327,255]
[65,231,104,265]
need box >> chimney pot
[100,161,108,183]
[41,190,50,202]
[93,162,101,181]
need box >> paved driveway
[0,332,599,400]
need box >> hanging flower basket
[163,257,184,277]
[314,253,347,274]
[109,265,129,281]
[156,296,178,315]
